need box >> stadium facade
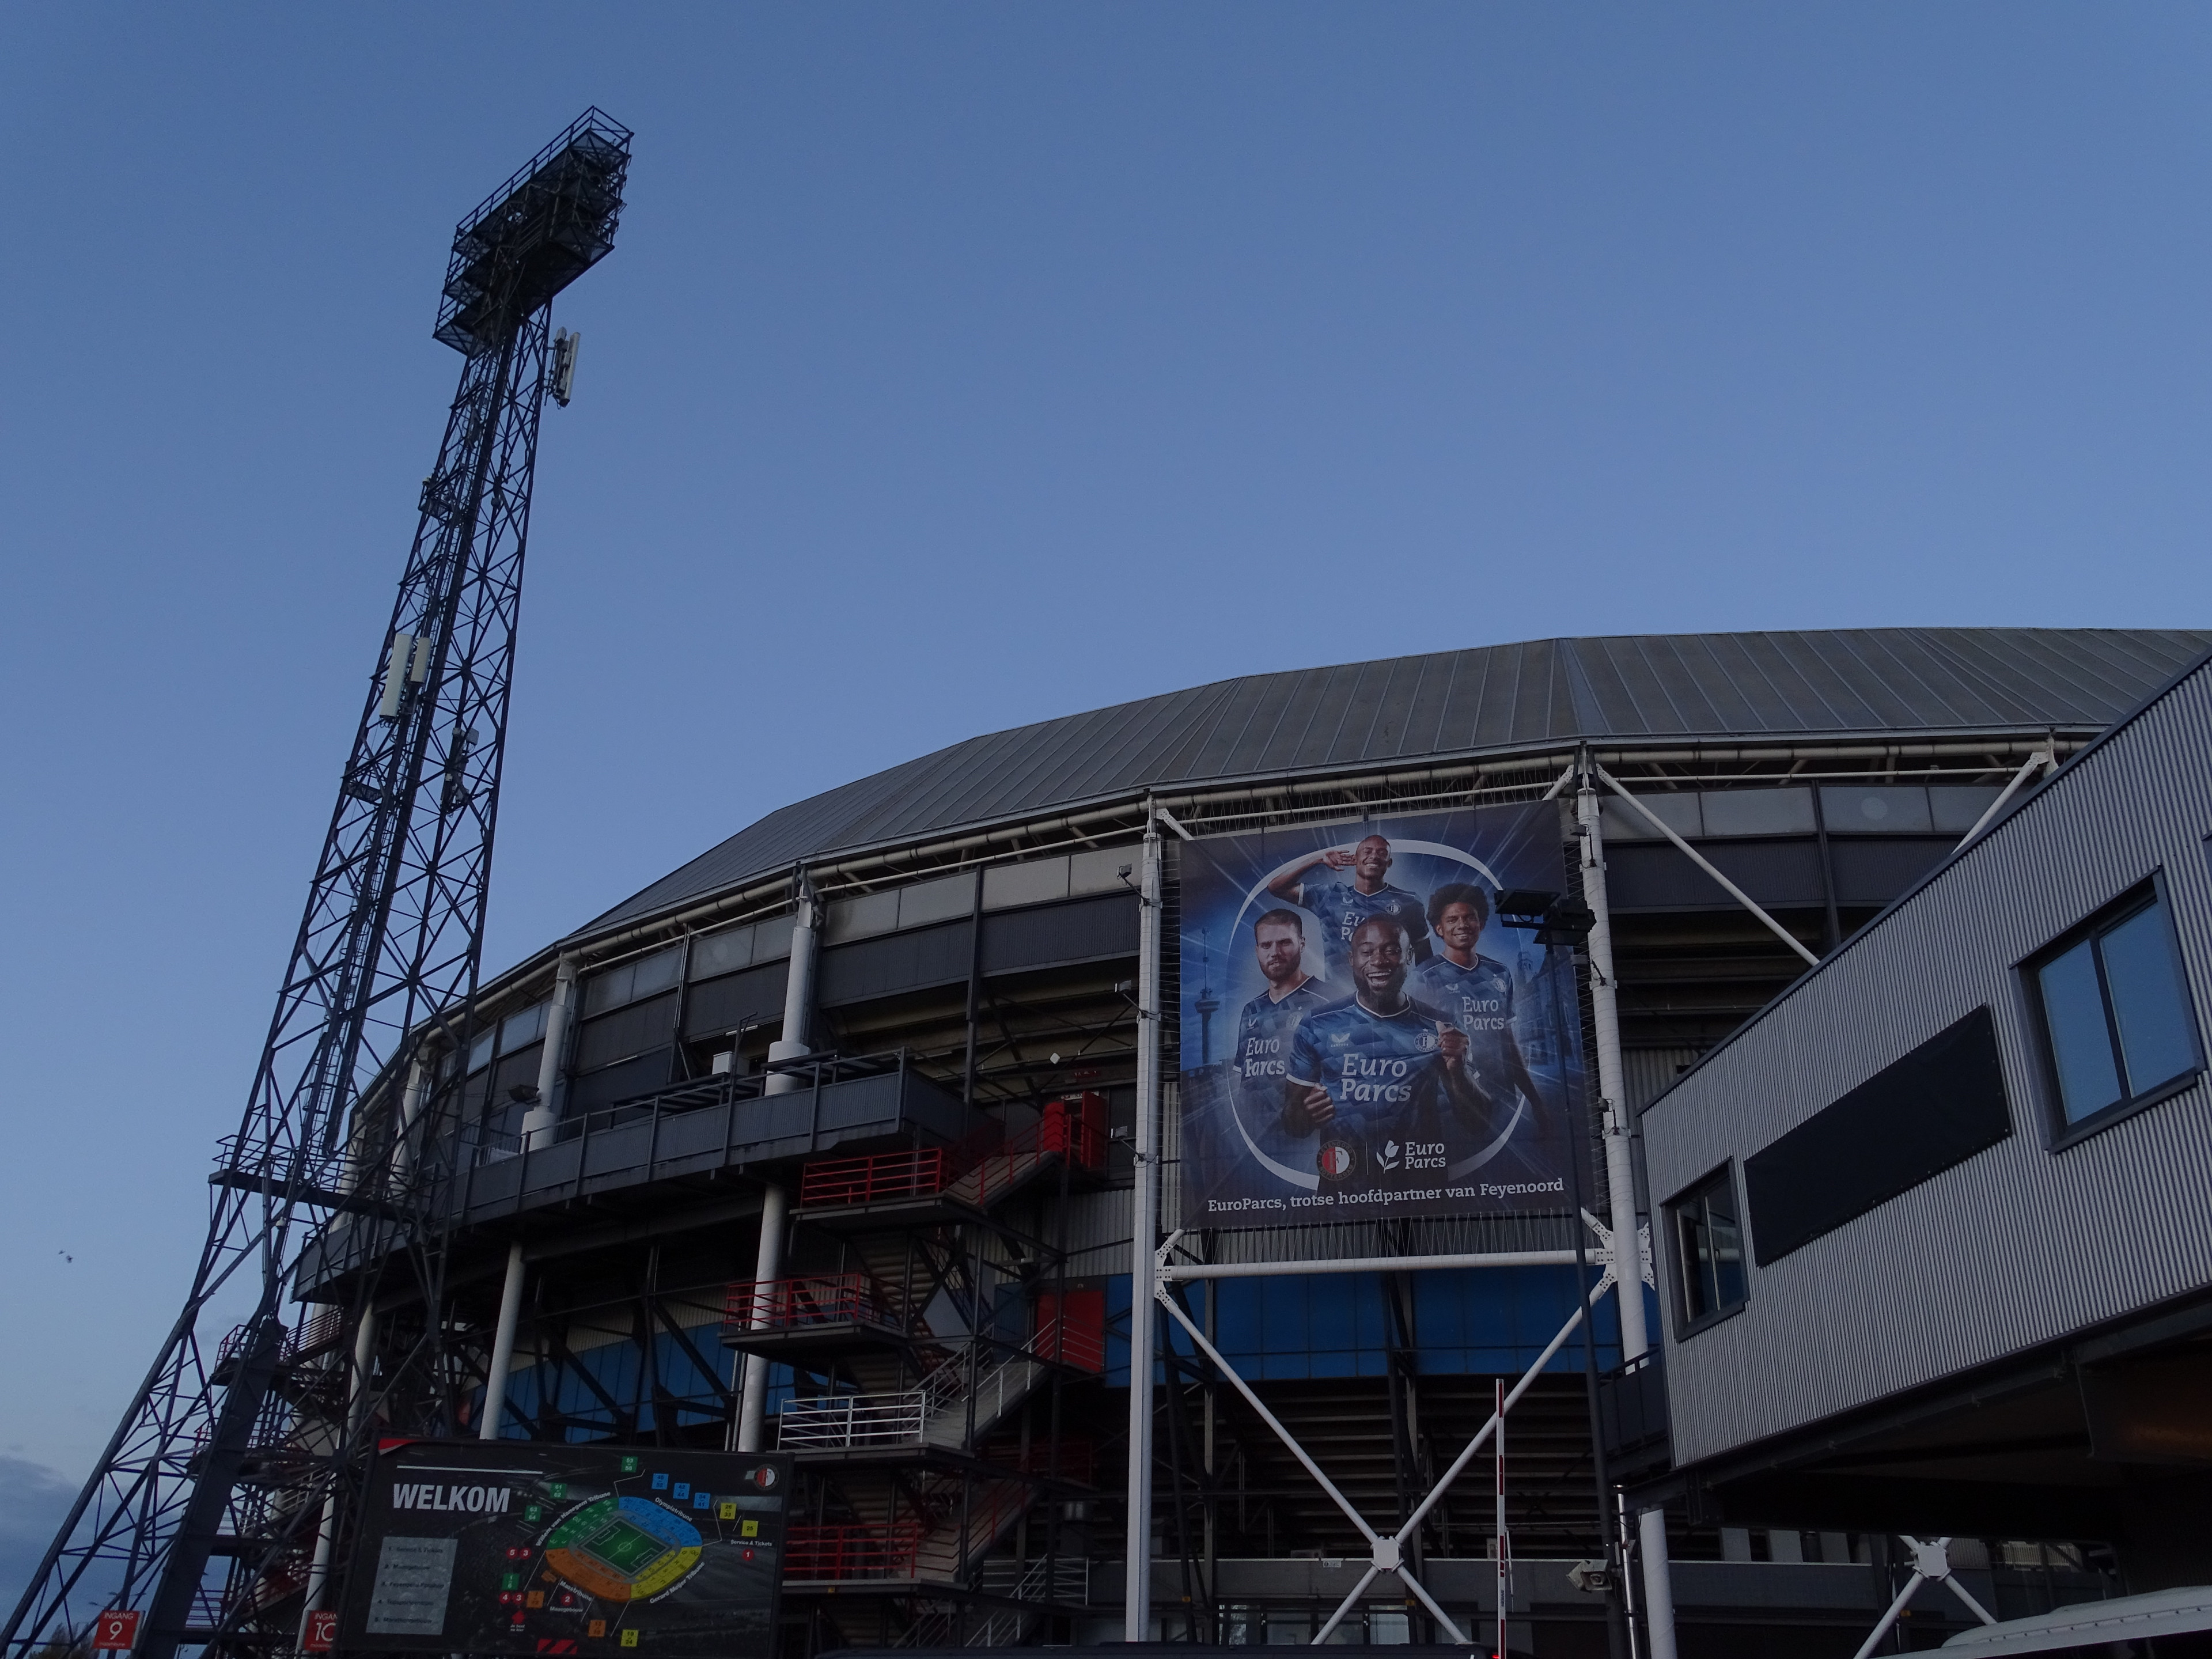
[302,627,2212,1657]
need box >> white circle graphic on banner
[1217,838,1518,1191]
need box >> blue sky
[4,1,2212,1595]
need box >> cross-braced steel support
[1153,1228,1618,1646]
[1851,1536,1998,1659]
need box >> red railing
[783,1521,926,1578]
[798,1147,951,1207]
[956,1093,1109,1205]
[987,1435,1097,1483]
[1027,1315,1107,1374]
[722,1273,899,1334]
[793,1094,1107,1214]
[1039,1093,1107,1169]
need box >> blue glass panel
[2039,938,2123,1122]
[1217,1281,1262,1359]
[2100,902,2198,1098]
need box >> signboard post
[340,1440,791,1656]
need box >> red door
[1033,1288,1105,1372]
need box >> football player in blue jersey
[1231,909,1336,1132]
[1282,915,1501,1187]
[1411,882,1544,1117]
[1265,833,1431,983]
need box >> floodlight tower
[2,109,631,1659]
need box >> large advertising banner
[1177,804,1582,1228]
[340,1439,790,1655]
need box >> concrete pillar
[738,887,816,1453]
[734,1185,789,1453]
[479,1243,527,1440]
[520,957,578,1149]
[764,882,821,1095]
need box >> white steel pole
[479,1243,527,1440]
[1576,763,1677,1659]
[1494,1378,1508,1659]
[1124,807,1163,1641]
[740,884,817,1452]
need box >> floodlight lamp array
[434,107,632,356]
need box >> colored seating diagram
[343,1441,789,1656]
[544,1497,702,1601]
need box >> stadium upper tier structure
[300,626,2212,1656]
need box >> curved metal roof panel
[577,627,2212,935]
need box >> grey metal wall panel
[573,988,679,1070]
[1643,658,2212,1469]
[1826,838,1953,908]
[682,961,787,1039]
[980,892,1140,975]
[690,921,755,979]
[983,858,1071,910]
[1606,840,1827,912]
[816,919,972,1007]
[823,888,900,944]
[1702,789,1817,838]
[566,1051,671,1114]
[577,630,2212,937]
[897,870,976,928]
[1623,1048,1703,1111]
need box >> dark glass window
[1670,1165,1747,1331]
[2030,886,2200,1131]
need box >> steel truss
[2,109,630,1659]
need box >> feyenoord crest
[1317,1139,1358,1181]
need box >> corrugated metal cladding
[1643,650,2212,1470]
[578,629,2210,935]
[1623,1049,1703,1111]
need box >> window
[499,999,548,1054]
[2028,882,2200,1137]
[584,945,685,1017]
[1669,1165,1748,1332]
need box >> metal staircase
[777,1315,1103,1452]
[760,1093,1109,1649]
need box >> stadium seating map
[340,1440,791,1654]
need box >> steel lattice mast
[3,109,631,1659]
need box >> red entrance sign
[302,1609,339,1652]
[92,1611,140,1652]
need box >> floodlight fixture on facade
[1493,888,1596,945]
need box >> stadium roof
[579,627,2212,935]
